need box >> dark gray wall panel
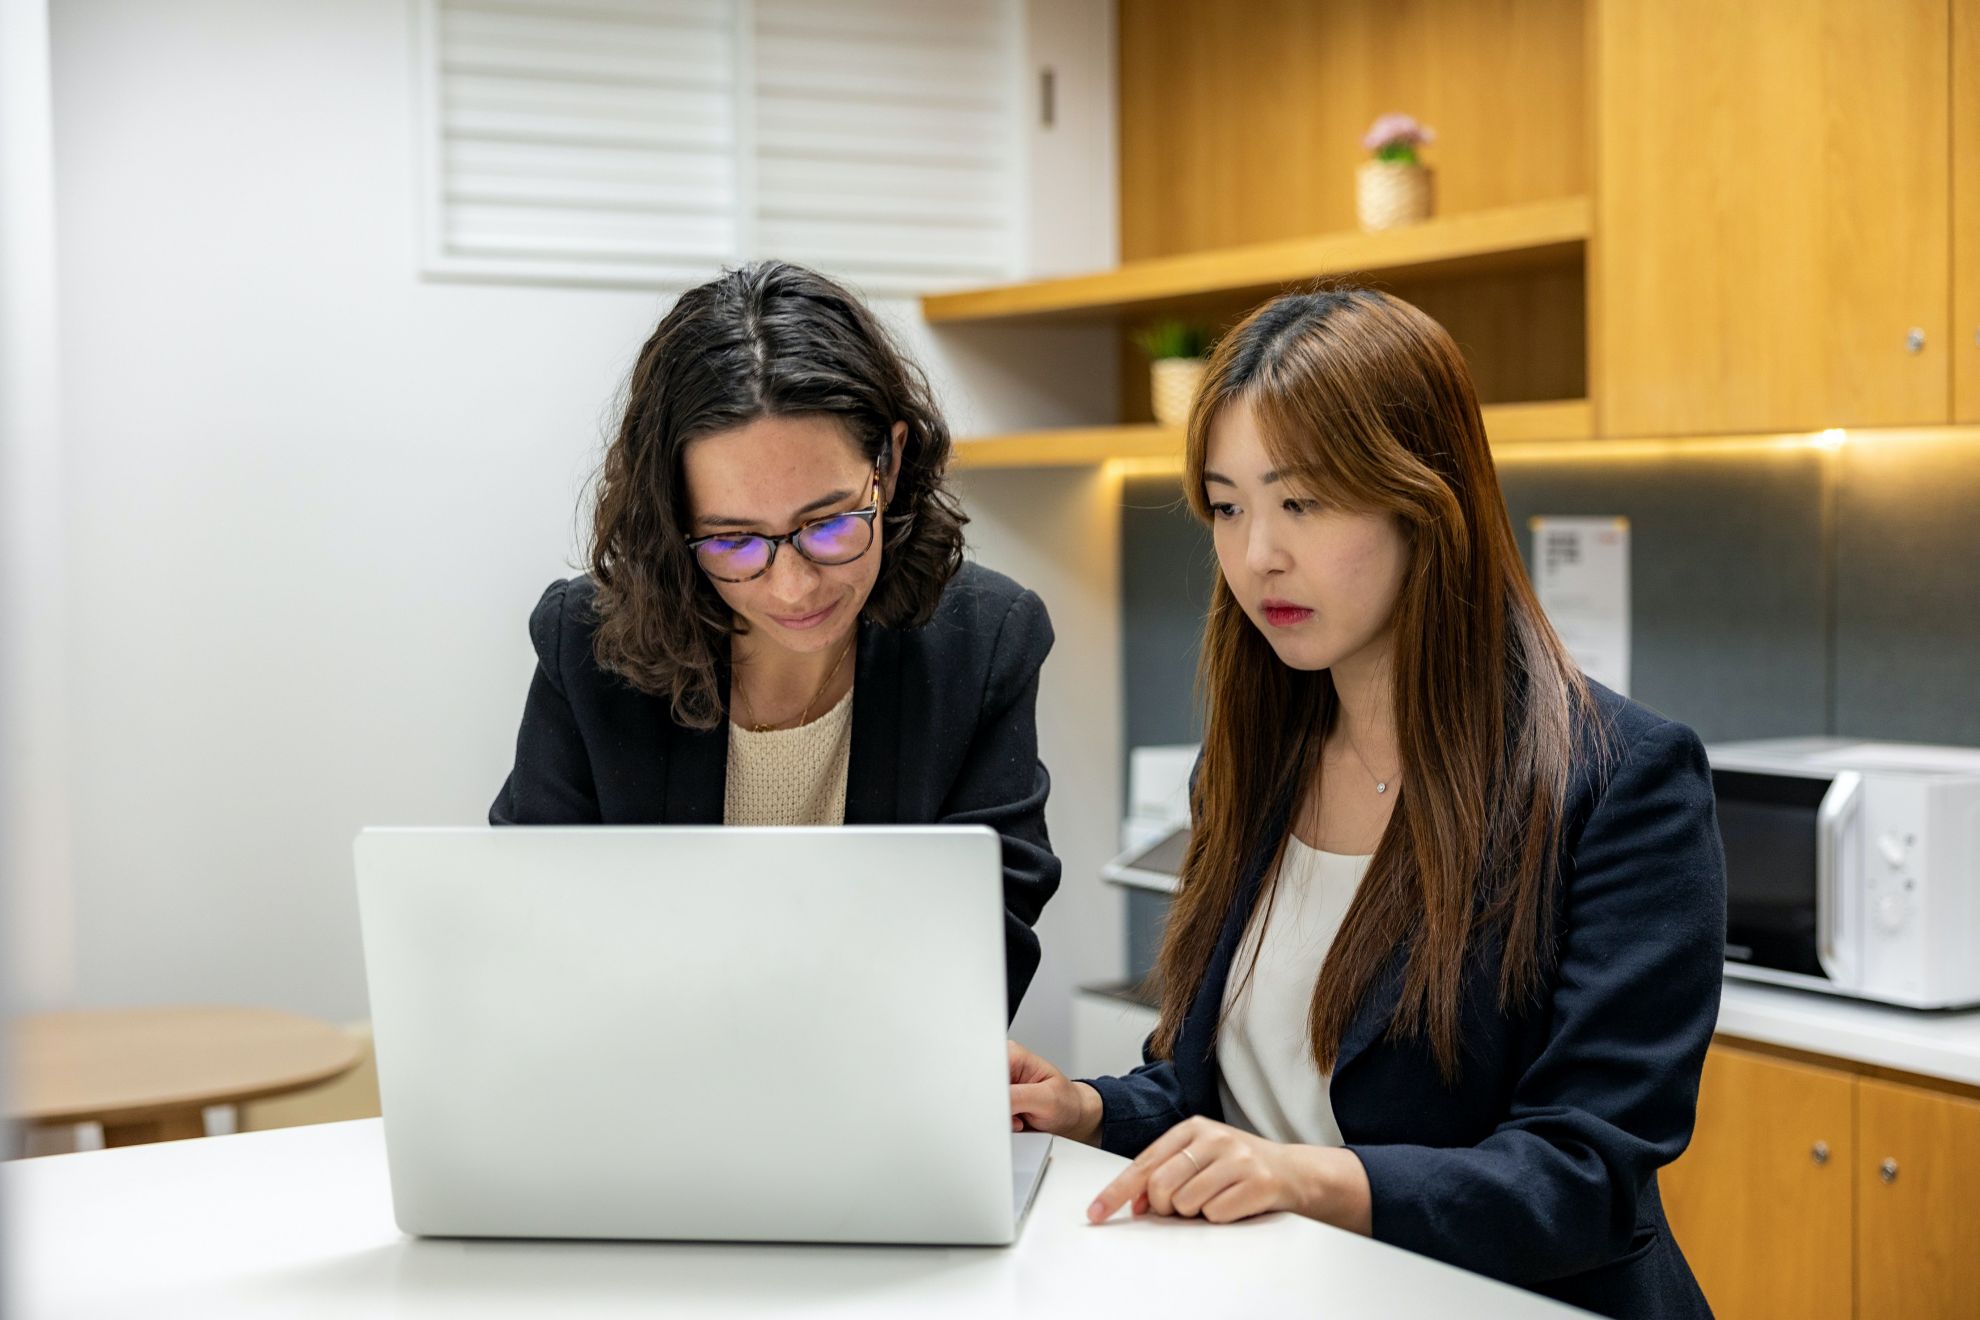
[1496,450,1830,743]
[1120,450,1836,761]
[1120,476,1212,761]
[1834,435,1980,744]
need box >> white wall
[3,0,73,1015]
[45,0,1122,1065]
[956,467,1123,1067]
[51,0,663,1018]
[3,0,62,1224]
[904,0,1125,1065]
[1020,0,1118,279]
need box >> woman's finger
[1088,1123,1193,1221]
[1006,1039,1049,1082]
[1169,1155,1244,1219]
[1088,1161,1149,1222]
[1144,1125,1228,1216]
[1143,1146,1211,1217]
[1008,1080,1057,1118]
[1201,1179,1273,1224]
[1088,1119,1211,1222]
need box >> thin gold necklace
[735,631,856,734]
[1339,722,1400,795]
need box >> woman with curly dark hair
[491,261,1060,1018]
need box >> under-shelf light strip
[1105,426,1980,480]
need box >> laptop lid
[355,825,1030,1245]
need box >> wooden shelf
[923,198,1590,326]
[1480,399,1594,444]
[952,400,1593,470]
[952,426,1184,470]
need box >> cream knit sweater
[722,686,854,826]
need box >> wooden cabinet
[1662,1046,1855,1320]
[1595,0,1952,436]
[1117,0,1588,262]
[1957,0,1980,423]
[1664,1042,1980,1320]
[1857,1079,1980,1319]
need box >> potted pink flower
[1356,112,1436,231]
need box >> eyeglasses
[684,471,884,583]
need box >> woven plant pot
[1356,161,1434,231]
[1150,357,1208,428]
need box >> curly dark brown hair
[587,261,967,729]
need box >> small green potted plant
[1357,112,1436,231]
[1132,320,1212,428]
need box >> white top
[1217,836,1372,1146]
[3,1119,1585,1318]
[724,687,854,826]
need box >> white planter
[1356,161,1435,231]
[1150,357,1208,428]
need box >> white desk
[6,1118,1587,1318]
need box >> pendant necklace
[736,631,855,734]
[1340,723,1399,795]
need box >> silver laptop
[354,825,1051,1246]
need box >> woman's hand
[1085,1115,1373,1232]
[1008,1040,1104,1145]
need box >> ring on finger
[1180,1147,1202,1174]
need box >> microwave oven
[1706,738,1980,1009]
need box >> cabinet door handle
[1906,328,1927,354]
[1811,1141,1831,1165]
[1879,1158,1899,1184]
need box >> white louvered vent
[416,0,1020,295]
[750,0,1019,292]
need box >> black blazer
[489,560,1062,1020]
[1087,683,1726,1319]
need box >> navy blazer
[1087,683,1726,1319]
[489,560,1061,1021]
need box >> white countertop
[3,1119,1587,1319]
[1075,977,1980,1091]
[1717,980,1980,1088]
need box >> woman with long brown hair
[1009,288,1724,1317]
[490,260,1059,1019]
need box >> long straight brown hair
[1152,287,1597,1082]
